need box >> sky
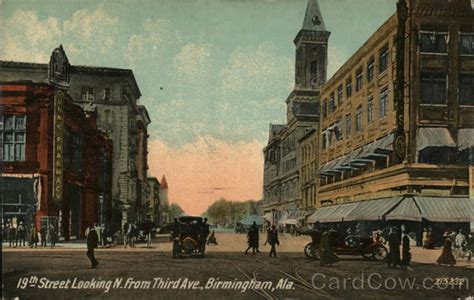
[0,0,396,215]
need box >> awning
[385,197,422,222]
[344,196,404,221]
[417,127,456,151]
[282,219,299,225]
[458,128,474,150]
[262,213,273,222]
[307,205,340,223]
[323,202,359,223]
[413,196,472,222]
[362,133,395,158]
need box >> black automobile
[172,216,209,258]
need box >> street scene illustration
[1,0,474,299]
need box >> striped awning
[307,205,340,223]
[413,196,472,222]
[344,196,404,221]
[385,197,422,222]
[307,202,359,223]
[417,127,456,151]
[458,128,474,150]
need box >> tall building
[261,0,329,221]
[0,46,150,230]
[311,0,473,235]
[0,48,113,239]
[136,105,151,222]
[147,177,161,225]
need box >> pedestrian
[426,228,434,249]
[207,230,218,245]
[422,228,429,249]
[454,229,467,251]
[86,226,99,268]
[319,230,339,267]
[387,226,401,268]
[144,222,152,248]
[40,225,47,247]
[17,221,26,247]
[401,230,411,269]
[466,232,473,262]
[101,224,107,246]
[9,222,17,248]
[29,224,39,248]
[95,223,102,248]
[245,222,259,255]
[123,222,130,248]
[264,224,280,258]
[437,233,456,266]
[130,222,137,248]
[49,224,57,248]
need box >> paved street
[3,233,473,299]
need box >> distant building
[0,48,113,239]
[298,127,318,214]
[0,46,150,230]
[136,106,151,222]
[261,0,328,220]
[147,177,161,225]
[159,175,170,224]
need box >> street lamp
[99,194,104,225]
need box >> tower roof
[301,0,326,31]
[160,175,168,189]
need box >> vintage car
[172,216,208,258]
[301,229,387,261]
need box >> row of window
[322,44,389,118]
[420,31,474,55]
[81,87,112,102]
[421,73,474,106]
[1,115,26,162]
[322,87,389,149]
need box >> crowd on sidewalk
[2,219,58,248]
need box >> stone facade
[147,177,161,225]
[261,0,329,218]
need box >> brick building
[1,73,112,239]
[0,46,151,230]
[310,0,473,235]
[261,0,328,222]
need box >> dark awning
[413,196,472,222]
[417,127,456,151]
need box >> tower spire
[301,0,326,32]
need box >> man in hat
[245,221,259,255]
[86,225,99,268]
[320,230,339,267]
[387,226,401,268]
[264,224,280,258]
[29,223,39,248]
[422,228,429,249]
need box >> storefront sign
[52,90,65,203]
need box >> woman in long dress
[437,236,456,266]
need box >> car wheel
[373,245,388,261]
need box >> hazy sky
[1,0,395,215]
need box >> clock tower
[293,0,330,92]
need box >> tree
[203,198,259,226]
[169,203,185,220]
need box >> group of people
[244,222,280,257]
[385,226,411,269]
[437,229,474,266]
[3,220,58,248]
[85,223,109,248]
[122,221,140,248]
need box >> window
[71,133,82,172]
[329,93,336,112]
[420,31,448,54]
[1,115,26,162]
[356,68,363,92]
[379,88,389,118]
[420,73,447,105]
[460,33,474,55]
[367,57,374,82]
[337,85,343,105]
[81,87,94,101]
[346,78,352,98]
[459,74,474,106]
[367,97,374,124]
[103,88,111,101]
[355,106,363,132]
[310,60,318,75]
[345,114,351,136]
[379,45,389,73]
[322,100,327,118]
